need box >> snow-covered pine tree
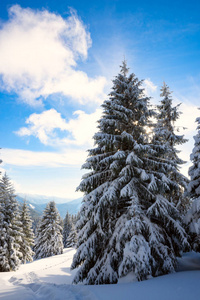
[71,61,189,284]
[59,215,64,229]
[153,82,188,212]
[34,201,63,259]
[19,201,35,263]
[0,198,7,271]
[0,173,23,271]
[65,222,77,248]
[63,212,72,247]
[185,112,200,251]
[71,214,77,225]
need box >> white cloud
[0,166,6,175]
[15,178,83,199]
[0,147,87,198]
[0,156,84,198]
[173,102,200,178]
[16,109,69,145]
[0,5,106,106]
[143,78,157,95]
[1,148,87,167]
[62,109,102,146]
[16,108,102,147]
[175,102,199,135]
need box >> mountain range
[16,193,82,220]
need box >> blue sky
[0,0,200,199]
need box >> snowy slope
[1,249,200,300]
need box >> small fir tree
[19,201,35,263]
[63,212,72,247]
[153,82,188,212]
[71,62,189,284]
[65,222,77,248]
[0,173,23,271]
[186,113,200,251]
[0,202,7,270]
[34,201,63,259]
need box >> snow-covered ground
[1,248,200,300]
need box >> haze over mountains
[16,193,82,219]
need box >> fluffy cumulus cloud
[0,5,106,105]
[16,108,102,147]
[62,109,102,146]
[16,109,69,145]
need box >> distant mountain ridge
[16,194,82,219]
[18,193,78,204]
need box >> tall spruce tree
[153,82,188,212]
[185,113,200,251]
[0,173,23,271]
[19,201,35,263]
[34,201,63,259]
[71,62,189,284]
